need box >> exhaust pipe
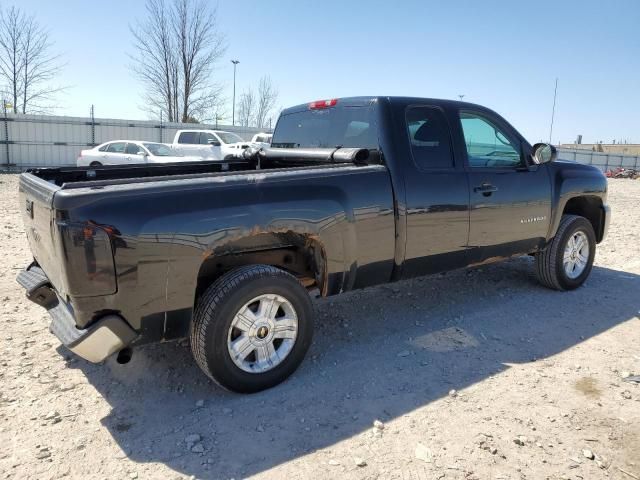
[243,146,370,165]
[116,347,133,364]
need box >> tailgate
[18,173,65,293]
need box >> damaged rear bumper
[16,265,136,363]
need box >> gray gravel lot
[0,174,639,480]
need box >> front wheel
[535,215,596,290]
[190,265,314,393]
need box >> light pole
[231,59,240,126]
[458,94,465,101]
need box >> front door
[402,105,470,277]
[459,110,551,262]
[199,132,223,160]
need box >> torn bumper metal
[16,265,136,363]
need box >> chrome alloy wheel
[227,294,298,373]
[563,231,589,279]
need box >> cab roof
[280,96,490,115]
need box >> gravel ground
[0,173,638,480]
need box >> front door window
[460,112,522,168]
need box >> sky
[8,0,640,144]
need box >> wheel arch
[194,232,328,304]
[559,195,606,243]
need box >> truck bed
[27,154,375,190]
[19,158,393,308]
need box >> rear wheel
[535,215,596,290]
[190,265,314,393]
[89,161,102,167]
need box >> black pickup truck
[17,97,610,392]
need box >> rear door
[175,131,201,156]
[459,109,551,261]
[105,142,128,164]
[401,105,470,277]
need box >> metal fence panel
[7,117,635,173]
[0,113,269,170]
[557,148,639,172]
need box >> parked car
[172,129,252,160]
[17,96,610,393]
[77,141,200,166]
[251,132,273,148]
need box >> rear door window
[405,106,454,169]
[106,142,126,153]
[178,132,199,144]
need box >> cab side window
[178,132,198,144]
[460,112,522,168]
[405,106,454,169]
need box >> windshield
[271,105,377,149]
[143,143,176,157]
[216,132,244,144]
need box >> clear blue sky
[12,0,640,144]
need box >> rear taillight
[309,99,337,110]
[57,221,117,296]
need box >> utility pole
[549,78,558,144]
[231,60,240,126]
[3,99,10,168]
[90,104,95,146]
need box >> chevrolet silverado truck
[17,97,610,393]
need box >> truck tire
[190,265,314,393]
[535,214,596,291]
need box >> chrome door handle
[474,183,498,196]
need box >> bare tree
[130,0,226,123]
[0,7,23,113]
[130,0,178,121]
[254,75,277,129]
[236,88,255,127]
[0,5,64,113]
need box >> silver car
[77,141,201,166]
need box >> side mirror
[207,139,221,147]
[532,143,557,164]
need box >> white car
[251,133,272,148]
[172,130,252,160]
[77,141,200,166]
